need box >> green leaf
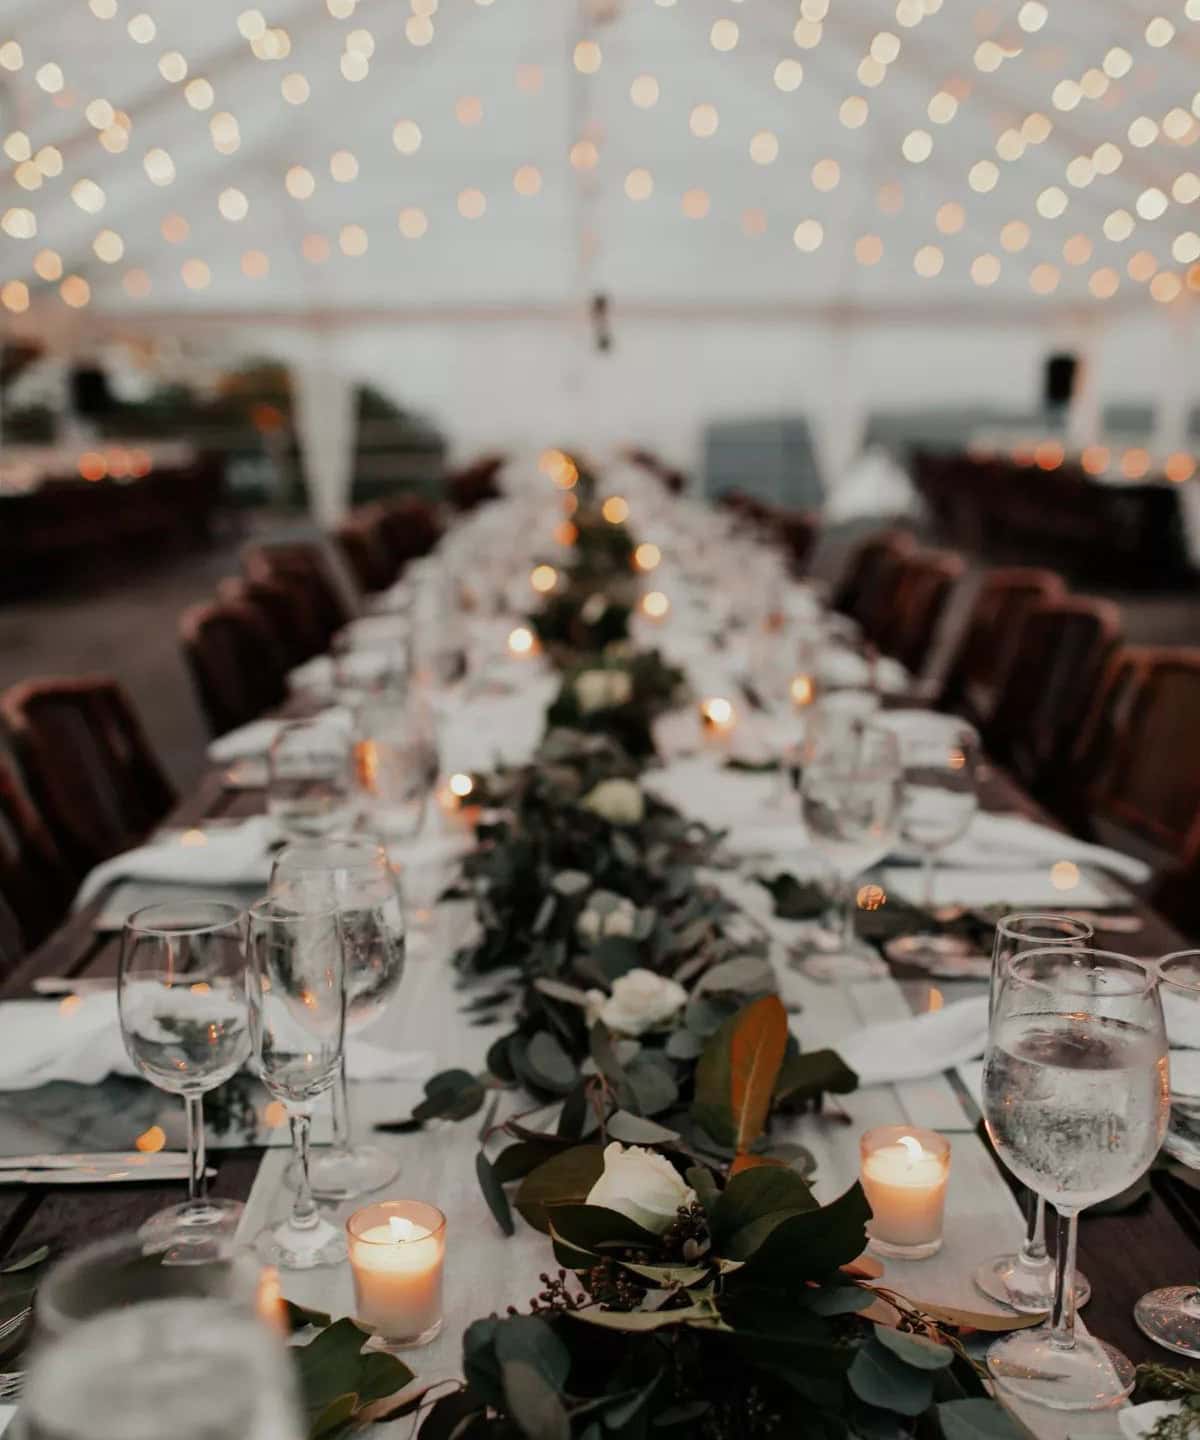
[462,1318,504,1410]
[875,1325,955,1371]
[524,1031,579,1096]
[311,1392,359,1439]
[801,1285,873,1317]
[665,1028,704,1061]
[283,1299,333,1333]
[410,1068,487,1123]
[514,1145,606,1232]
[603,1370,663,1428]
[547,1204,659,1263]
[589,936,643,981]
[709,1166,818,1259]
[691,995,789,1153]
[696,956,777,996]
[848,1337,935,1417]
[493,1315,571,1390]
[626,1055,679,1117]
[0,1246,49,1274]
[293,1317,413,1421]
[774,1048,858,1103]
[937,1399,1027,1440]
[493,1139,564,1184]
[500,1361,571,1440]
[606,1111,680,1145]
[687,1165,721,1218]
[757,872,828,921]
[589,1022,637,1110]
[417,1387,487,1440]
[569,1301,718,1332]
[726,1182,871,1289]
[476,1149,516,1237]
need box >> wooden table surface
[0,755,1197,1375]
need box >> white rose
[575,670,614,715]
[592,967,687,1037]
[603,904,635,938]
[577,908,601,940]
[581,778,644,826]
[605,670,633,707]
[586,1141,697,1234]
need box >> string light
[840,96,868,128]
[393,121,422,155]
[398,206,428,238]
[710,18,738,50]
[742,208,767,237]
[750,130,779,164]
[971,253,1001,285]
[573,40,601,73]
[689,104,719,138]
[71,179,105,214]
[774,60,803,91]
[902,130,932,162]
[302,233,330,263]
[855,234,883,264]
[181,258,211,289]
[285,165,315,199]
[570,140,599,171]
[928,91,957,124]
[93,228,124,262]
[1001,220,1031,252]
[681,188,710,219]
[455,95,483,126]
[913,244,943,277]
[936,202,965,234]
[457,187,486,218]
[513,164,541,197]
[812,158,839,190]
[1,280,29,312]
[143,148,176,185]
[219,187,249,219]
[630,74,658,108]
[792,219,823,252]
[281,73,309,104]
[1089,266,1119,298]
[33,248,62,280]
[340,223,368,254]
[241,249,269,278]
[1063,233,1092,265]
[624,168,653,200]
[330,150,358,182]
[60,275,91,307]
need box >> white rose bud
[605,670,633,707]
[577,908,601,940]
[586,1141,697,1234]
[581,778,644,826]
[574,670,613,715]
[593,967,687,1036]
[602,904,636,938]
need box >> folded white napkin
[436,675,558,774]
[646,758,782,832]
[337,615,410,652]
[207,708,351,764]
[816,646,872,690]
[937,812,1150,886]
[76,816,279,909]
[0,993,431,1091]
[875,657,911,696]
[882,865,1118,911]
[288,655,334,694]
[839,996,989,1086]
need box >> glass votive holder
[860,1125,951,1260]
[346,1201,446,1350]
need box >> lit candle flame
[897,1134,924,1164]
[389,1215,420,1243]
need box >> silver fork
[0,1370,24,1401]
[0,1308,31,1345]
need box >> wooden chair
[878,550,966,677]
[0,757,77,951]
[831,530,916,624]
[335,510,397,594]
[774,510,820,575]
[219,576,326,669]
[373,495,442,570]
[937,566,1066,726]
[982,597,1122,788]
[1,677,176,874]
[1087,647,1200,868]
[242,542,354,648]
[180,600,288,739]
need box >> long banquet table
[0,474,1196,1438]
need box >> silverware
[0,1152,194,1171]
[0,1371,25,1401]
[31,976,117,996]
[0,1309,31,1345]
[0,1167,201,1185]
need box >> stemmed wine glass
[983,946,1169,1409]
[269,837,406,1200]
[267,718,356,841]
[1134,948,1200,1357]
[118,901,251,1255]
[974,913,1094,1312]
[882,716,981,974]
[799,721,902,981]
[246,891,347,1269]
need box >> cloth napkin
[0,993,432,1091]
[882,865,1118,911]
[839,996,990,1086]
[207,708,350,764]
[936,812,1150,886]
[75,816,280,909]
[435,673,558,774]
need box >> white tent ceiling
[1,0,1200,322]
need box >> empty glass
[799,722,901,981]
[267,718,355,841]
[270,838,406,1199]
[118,901,251,1255]
[974,913,1095,1312]
[1134,949,1200,1358]
[983,947,1169,1409]
[354,691,438,843]
[883,716,981,974]
[247,893,347,1269]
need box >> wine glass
[354,691,438,844]
[882,716,981,973]
[799,721,902,981]
[267,718,355,841]
[118,901,251,1256]
[246,892,347,1269]
[1134,949,1200,1357]
[983,946,1169,1409]
[269,837,406,1200]
[974,913,1094,1312]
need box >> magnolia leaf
[709,1165,818,1259]
[514,1145,606,1233]
[311,1392,360,1439]
[937,1399,1027,1440]
[568,1301,718,1332]
[848,1337,935,1416]
[548,1204,659,1261]
[606,1110,680,1145]
[692,994,789,1155]
[900,1300,1045,1334]
[874,1324,955,1370]
[500,1360,570,1440]
[476,1149,516,1237]
[727,1182,871,1289]
[0,1246,49,1275]
[774,1048,858,1103]
[696,955,777,997]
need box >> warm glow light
[856,234,883,265]
[159,51,187,82]
[530,564,558,593]
[3,131,29,163]
[219,187,249,221]
[330,149,358,183]
[1022,112,1052,144]
[633,542,661,572]
[914,244,943,277]
[1164,108,1194,142]
[1104,46,1132,77]
[1089,267,1119,298]
[742,208,767,237]
[340,223,368,255]
[624,168,653,201]
[602,496,630,524]
[449,772,474,798]
[840,95,868,128]
[405,15,433,45]
[393,120,422,156]
[185,78,215,110]
[397,207,428,239]
[0,280,28,313]
[858,56,885,86]
[1035,441,1064,470]
[93,228,123,262]
[690,103,719,138]
[123,268,151,297]
[302,233,331,264]
[996,129,1025,162]
[1066,156,1094,188]
[570,140,599,171]
[1052,80,1081,112]
[1000,220,1030,253]
[281,72,309,104]
[1093,142,1122,175]
[750,130,779,164]
[936,202,965,235]
[1018,1,1047,30]
[710,18,739,50]
[516,63,543,94]
[285,165,315,200]
[641,590,670,619]
[1030,262,1060,294]
[775,59,804,92]
[630,74,659,108]
[968,161,998,193]
[871,30,900,62]
[928,91,957,124]
[812,158,840,190]
[1104,210,1135,242]
[789,674,815,707]
[36,62,64,92]
[135,1125,167,1154]
[1063,234,1092,266]
[1122,448,1151,478]
[700,696,734,726]
[1145,16,1175,47]
[681,188,710,219]
[1151,271,1183,302]
[1137,187,1168,220]
[793,219,824,252]
[1173,231,1200,264]
[0,41,22,68]
[34,249,62,281]
[1166,453,1196,482]
[1081,445,1110,474]
[455,95,483,127]
[60,275,91,307]
[507,625,535,656]
[573,40,602,73]
[878,182,903,215]
[795,18,823,48]
[971,253,1001,286]
[1036,186,1068,219]
[144,148,176,186]
[1,208,35,240]
[1128,250,1157,282]
[181,259,211,290]
[210,113,240,153]
[71,179,105,214]
[241,249,269,278]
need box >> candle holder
[860,1125,951,1260]
[346,1201,446,1350]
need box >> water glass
[799,722,901,981]
[247,893,347,1269]
[267,718,355,841]
[270,837,407,1199]
[118,901,251,1256]
[1134,949,1200,1357]
[974,913,1094,1312]
[983,946,1169,1409]
[354,692,438,843]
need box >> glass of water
[882,715,981,974]
[354,691,438,843]
[267,718,355,841]
[247,892,347,1269]
[799,721,901,981]
[974,913,1094,1313]
[1134,949,1200,1357]
[118,902,251,1255]
[983,946,1169,1409]
[269,837,407,1199]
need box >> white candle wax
[861,1133,950,1249]
[349,1214,444,1342]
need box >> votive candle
[860,1125,951,1260]
[347,1201,446,1348]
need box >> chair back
[180,600,287,738]
[0,757,77,951]
[374,495,442,569]
[1,677,176,873]
[880,550,966,676]
[774,510,819,575]
[219,576,326,669]
[242,542,354,647]
[938,566,1066,722]
[832,529,915,622]
[335,510,396,593]
[983,597,1122,784]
